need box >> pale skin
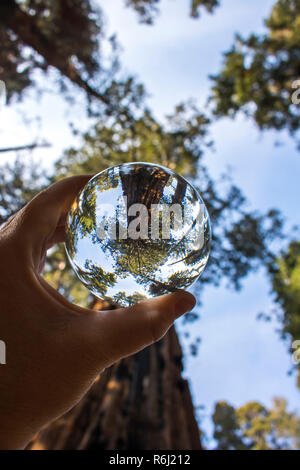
[0,175,196,449]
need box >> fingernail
[174,296,196,318]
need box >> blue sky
[1,0,300,445]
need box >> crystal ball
[65,163,211,307]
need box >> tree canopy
[267,241,300,388]
[210,0,300,145]
[0,0,219,116]
[125,0,220,23]
[213,397,300,450]
[0,0,145,119]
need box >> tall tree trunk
[27,300,201,450]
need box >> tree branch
[0,0,110,106]
[0,143,51,154]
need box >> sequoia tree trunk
[28,300,201,450]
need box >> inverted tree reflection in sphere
[65,163,211,307]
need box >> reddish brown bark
[28,317,201,450]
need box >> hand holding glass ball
[0,171,203,448]
[65,163,211,307]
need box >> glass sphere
[65,163,211,307]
